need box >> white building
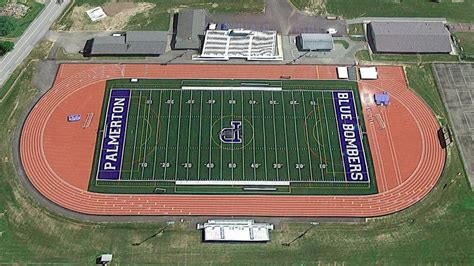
[197,219,274,242]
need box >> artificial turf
[88,79,377,195]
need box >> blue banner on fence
[97,89,131,180]
[332,91,369,182]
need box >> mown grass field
[355,50,459,64]
[292,0,474,23]
[454,32,474,60]
[0,43,473,263]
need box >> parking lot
[433,63,474,187]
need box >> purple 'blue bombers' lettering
[332,91,369,182]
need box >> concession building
[172,9,207,50]
[367,21,452,54]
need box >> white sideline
[175,180,290,186]
[182,86,282,91]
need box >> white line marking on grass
[251,91,257,180]
[197,91,203,181]
[208,91,214,180]
[280,92,291,181]
[241,90,245,181]
[219,91,224,181]
[185,91,194,181]
[260,91,269,181]
[152,90,163,180]
[140,90,153,180]
[321,91,336,181]
[290,90,302,181]
[173,90,184,180]
[163,90,174,180]
[231,90,234,181]
[271,91,279,180]
[129,90,143,180]
[310,91,324,180]
[301,91,314,181]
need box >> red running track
[19,64,445,216]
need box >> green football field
[89,79,376,195]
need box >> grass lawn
[289,0,474,23]
[4,1,44,38]
[334,39,349,49]
[0,42,473,263]
[453,32,474,60]
[347,23,364,35]
[355,50,459,63]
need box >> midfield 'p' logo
[219,121,242,144]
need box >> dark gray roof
[300,33,333,50]
[175,9,206,49]
[369,22,452,53]
[90,31,167,55]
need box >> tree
[0,41,14,56]
[0,16,17,36]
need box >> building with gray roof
[173,9,206,50]
[85,31,167,56]
[367,21,452,54]
[297,33,334,51]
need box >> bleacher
[196,29,282,61]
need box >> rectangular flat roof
[174,9,206,49]
[197,220,274,242]
[368,21,452,53]
[90,31,167,55]
[300,33,334,51]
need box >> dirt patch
[102,2,136,16]
[302,0,326,15]
[68,3,155,31]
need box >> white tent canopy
[359,67,378,80]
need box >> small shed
[337,66,348,79]
[297,33,334,51]
[375,91,390,106]
[359,67,378,80]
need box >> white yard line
[251,91,257,180]
[219,92,224,181]
[241,90,245,181]
[173,90,184,180]
[208,91,214,180]
[185,91,194,181]
[280,92,292,181]
[129,90,143,180]
[152,90,163,180]
[271,92,280,180]
[163,90,174,180]
[260,92,269,181]
[140,90,153,180]
[311,91,324,179]
[230,90,234,181]
[290,91,303,181]
[301,91,315,181]
[196,91,204,181]
[321,91,336,180]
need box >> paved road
[346,17,446,24]
[0,0,69,87]
[207,0,346,36]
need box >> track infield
[90,80,376,195]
